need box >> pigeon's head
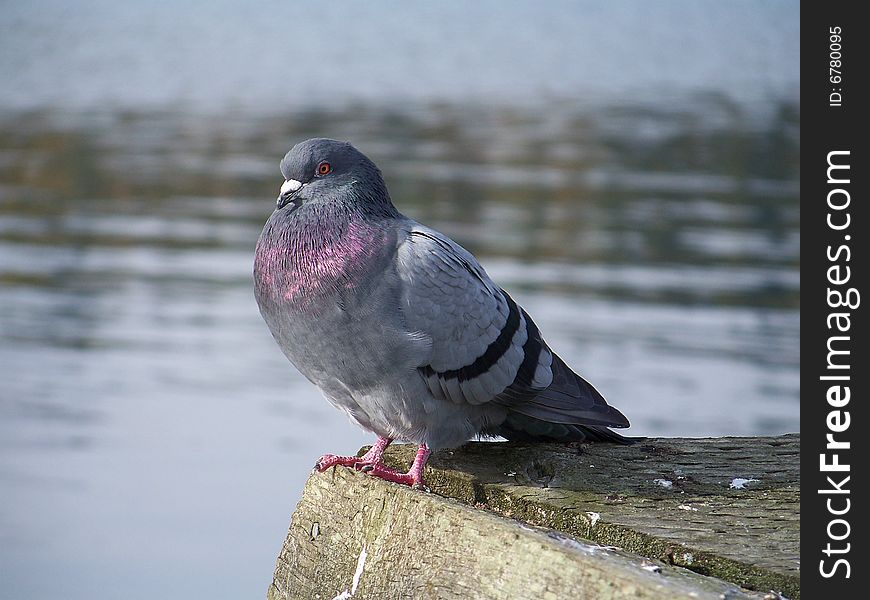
[275,138,395,216]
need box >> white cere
[280,179,302,194]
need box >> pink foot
[363,443,431,489]
[316,439,431,490]
[315,436,392,472]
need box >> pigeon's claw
[314,440,431,490]
[362,443,431,490]
[364,462,428,490]
[314,453,359,472]
[314,436,393,473]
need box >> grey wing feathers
[397,227,521,406]
[396,224,630,440]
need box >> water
[1,3,798,600]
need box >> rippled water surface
[0,101,799,598]
[1,3,798,599]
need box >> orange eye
[317,161,332,176]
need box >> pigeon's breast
[254,215,427,391]
[254,218,387,308]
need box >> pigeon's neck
[255,204,391,307]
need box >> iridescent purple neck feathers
[254,203,395,308]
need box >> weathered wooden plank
[270,467,772,600]
[268,435,799,599]
[382,435,799,598]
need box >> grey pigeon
[254,138,630,487]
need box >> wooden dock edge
[268,435,798,599]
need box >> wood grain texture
[268,435,798,599]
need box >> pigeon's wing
[395,225,629,431]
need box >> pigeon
[253,138,630,488]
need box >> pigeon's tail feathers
[501,352,630,429]
[493,414,636,444]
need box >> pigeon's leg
[314,436,393,472]
[363,443,431,489]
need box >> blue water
[0,3,798,599]
[1,0,798,111]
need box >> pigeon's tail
[489,350,635,444]
[493,413,637,444]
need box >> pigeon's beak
[277,179,304,209]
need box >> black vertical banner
[802,2,867,598]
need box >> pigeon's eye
[317,161,332,176]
